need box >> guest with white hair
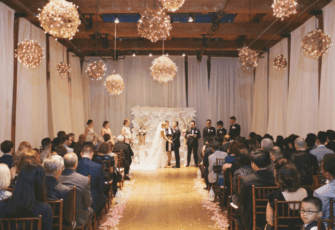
[43,155,70,201]
[114,135,134,180]
[0,164,12,201]
[267,146,283,173]
[261,138,274,153]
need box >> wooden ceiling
[2,0,332,57]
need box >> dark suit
[229,123,241,140]
[305,147,319,175]
[203,126,216,144]
[203,147,214,187]
[237,169,276,230]
[165,127,174,151]
[172,127,181,167]
[45,176,70,201]
[59,169,93,226]
[220,142,230,153]
[186,128,201,166]
[0,154,13,169]
[114,142,133,175]
[76,158,106,213]
[216,127,227,143]
[326,141,335,153]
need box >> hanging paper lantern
[105,71,124,95]
[57,62,71,77]
[85,61,106,80]
[15,40,44,69]
[271,0,298,21]
[160,0,185,12]
[150,55,177,83]
[273,54,287,70]
[238,46,259,69]
[301,29,332,58]
[38,0,81,40]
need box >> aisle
[116,167,218,230]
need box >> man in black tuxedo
[229,116,241,140]
[203,119,216,145]
[165,120,174,166]
[186,120,201,167]
[172,121,181,168]
[326,130,335,153]
[216,120,227,143]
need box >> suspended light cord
[114,22,117,60]
[162,39,164,56]
[95,0,99,57]
[248,19,279,47]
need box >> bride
[132,121,173,170]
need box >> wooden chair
[327,198,335,230]
[46,199,63,230]
[317,218,335,230]
[313,175,327,189]
[113,149,124,189]
[274,200,302,230]
[213,158,225,202]
[102,160,114,210]
[252,185,279,230]
[62,186,76,230]
[0,215,42,230]
[228,175,241,230]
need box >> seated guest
[76,144,106,213]
[274,136,284,150]
[227,143,247,176]
[95,137,104,149]
[40,138,52,162]
[68,133,76,148]
[267,146,283,174]
[0,164,12,200]
[253,135,262,148]
[203,138,214,190]
[55,145,68,157]
[43,155,70,201]
[59,153,93,229]
[57,131,66,139]
[261,138,274,153]
[237,150,275,230]
[0,140,14,169]
[326,130,335,153]
[103,134,111,142]
[311,131,334,166]
[300,197,325,230]
[78,134,86,145]
[208,142,228,186]
[305,135,319,175]
[248,139,259,153]
[290,137,313,186]
[73,142,83,160]
[114,135,133,180]
[52,137,61,151]
[263,134,274,141]
[61,135,74,153]
[220,135,230,153]
[248,132,256,140]
[17,141,32,151]
[14,149,42,174]
[265,159,312,230]
[0,163,52,230]
[314,154,335,229]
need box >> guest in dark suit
[220,135,230,152]
[76,144,106,213]
[203,138,214,189]
[0,140,14,169]
[172,121,181,168]
[114,135,133,180]
[40,138,52,162]
[326,130,335,153]
[237,150,275,230]
[216,121,227,144]
[229,116,241,140]
[43,155,70,201]
[68,133,76,149]
[165,120,174,166]
[186,120,201,167]
[203,119,216,145]
[305,135,318,175]
[59,153,93,230]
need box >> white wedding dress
[132,122,168,170]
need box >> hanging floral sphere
[104,71,124,95]
[160,0,185,12]
[15,40,44,69]
[301,29,332,58]
[38,0,81,40]
[238,46,259,69]
[273,54,287,70]
[271,0,298,21]
[57,62,71,77]
[85,61,106,80]
[150,55,177,83]
[137,8,172,42]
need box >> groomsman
[228,116,241,140]
[203,119,216,145]
[172,121,181,168]
[216,121,227,143]
[186,120,201,167]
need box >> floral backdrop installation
[131,106,196,166]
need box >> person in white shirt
[61,135,74,153]
[208,142,228,185]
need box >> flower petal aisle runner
[193,178,229,230]
[99,179,137,230]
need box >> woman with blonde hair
[17,141,32,151]
[0,164,12,200]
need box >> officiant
[186,120,201,167]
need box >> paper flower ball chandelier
[273,54,287,70]
[137,8,172,42]
[160,0,185,12]
[301,29,332,58]
[57,62,71,77]
[85,61,106,80]
[150,55,177,83]
[104,71,124,95]
[238,46,259,69]
[15,40,44,69]
[38,0,81,39]
[271,0,298,21]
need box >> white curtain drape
[286,17,319,138]
[209,57,254,138]
[84,56,187,137]
[69,52,85,138]
[0,3,14,148]
[251,53,268,136]
[15,18,48,150]
[318,1,335,131]
[49,37,72,137]
[267,38,289,138]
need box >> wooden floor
[117,166,216,230]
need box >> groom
[165,120,174,166]
[172,121,181,168]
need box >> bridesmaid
[84,120,96,143]
[101,121,115,144]
[121,118,133,144]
